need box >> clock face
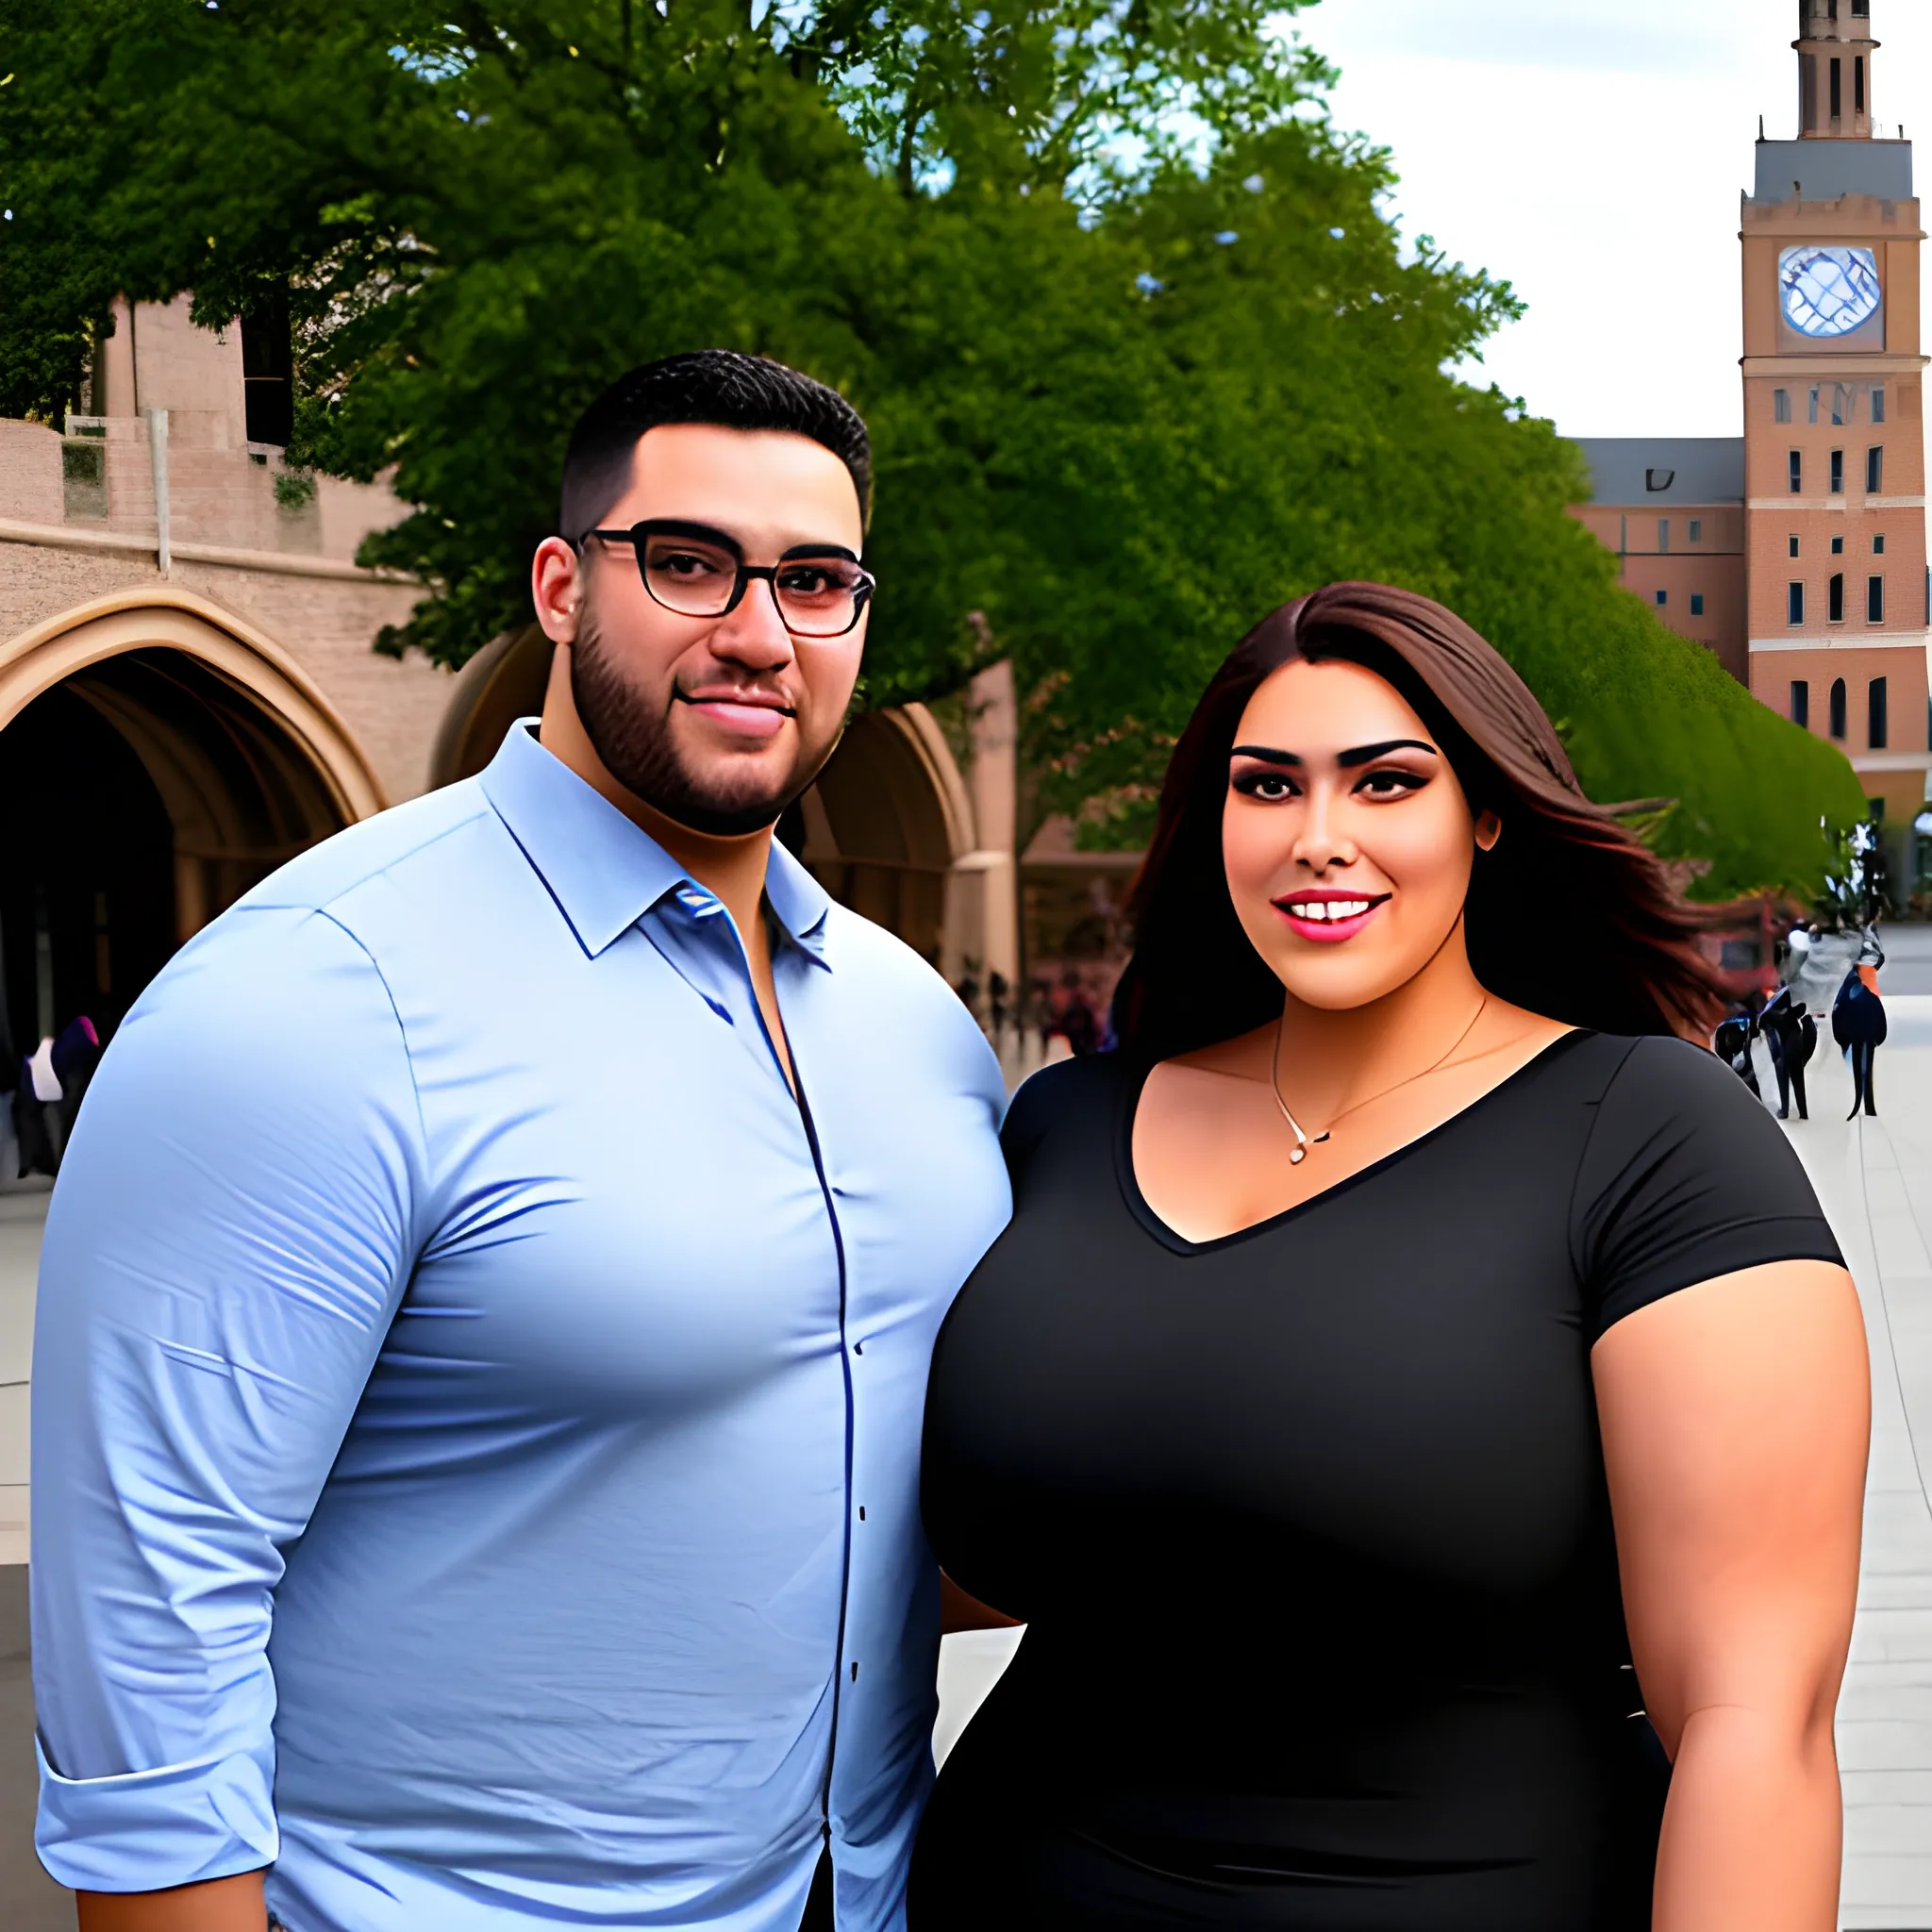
[1780,245,1883,339]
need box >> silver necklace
[1270,998,1490,1165]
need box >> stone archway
[0,588,386,1045]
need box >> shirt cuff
[35,1736,277,1893]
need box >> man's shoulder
[127,782,506,1026]
[818,902,962,1014]
[815,904,1002,1078]
[238,779,500,919]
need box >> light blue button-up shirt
[30,723,1010,1930]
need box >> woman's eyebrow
[1336,739,1439,768]
[1230,744,1302,766]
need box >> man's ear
[532,537,584,646]
[1474,809,1503,853]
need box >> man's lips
[674,689,795,741]
[1274,890,1391,944]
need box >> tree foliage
[0,0,1865,898]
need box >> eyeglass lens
[639,531,866,636]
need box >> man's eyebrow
[1336,739,1439,768]
[1230,744,1302,766]
[778,541,860,562]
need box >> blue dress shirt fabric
[30,722,1011,1931]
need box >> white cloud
[1292,0,1931,436]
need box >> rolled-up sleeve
[30,906,425,1892]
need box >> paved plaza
[4,971,1932,1925]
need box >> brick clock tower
[1744,0,1930,860]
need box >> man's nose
[709,578,796,674]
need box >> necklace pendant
[1290,1145,1307,1165]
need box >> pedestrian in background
[1834,960,1886,1120]
[1714,1004,1762,1099]
[1760,984,1816,1122]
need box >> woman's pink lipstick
[1274,889,1391,945]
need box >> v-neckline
[1114,1028,1591,1257]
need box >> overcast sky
[1292,0,1932,437]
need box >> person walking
[30,353,1011,1932]
[913,586,1866,1932]
[1834,957,1887,1120]
[1714,1003,1762,1098]
[1759,983,1817,1121]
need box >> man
[31,351,1011,1931]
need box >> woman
[915,586,1869,1931]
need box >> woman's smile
[1274,889,1392,943]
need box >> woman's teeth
[1292,900,1372,922]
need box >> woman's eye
[1234,770,1298,801]
[1356,768,1426,798]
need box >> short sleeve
[1571,1036,1843,1342]
[999,1056,1119,1193]
[30,905,426,1891]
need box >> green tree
[0,0,1864,898]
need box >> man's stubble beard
[569,602,844,838]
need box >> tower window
[1655,590,1668,608]
[1809,386,1822,425]
[1853,1,1868,15]
[1657,519,1670,552]
[1790,581,1807,625]
[1874,532,1887,554]
[1830,573,1846,623]
[1790,451,1804,493]
[1830,677,1847,741]
[1868,446,1884,492]
[1872,386,1887,424]
[1870,676,1888,749]
[1834,535,1845,555]
[1791,680,1810,728]
[1831,58,1841,122]
[1869,575,1886,622]
[1689,519,1703,542]
[1833,384,1850,426]
[1830,449,1844,493]
[1790,534,1801,558]
[1690,593,1706,616]
[1775,389,1792,424]
[1856,57,1865,116]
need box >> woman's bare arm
[76,1873,266,1930]
[1593,1259,1868,1932]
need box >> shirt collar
[479,722,832,965]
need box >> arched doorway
[0,589,385,1053]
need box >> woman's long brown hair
[1110,583,1731,1062]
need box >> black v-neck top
[913,1032,1841,1931]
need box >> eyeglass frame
[575,518,876,639]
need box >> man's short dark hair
[559,350,872,541]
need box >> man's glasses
[577,519,875,639]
